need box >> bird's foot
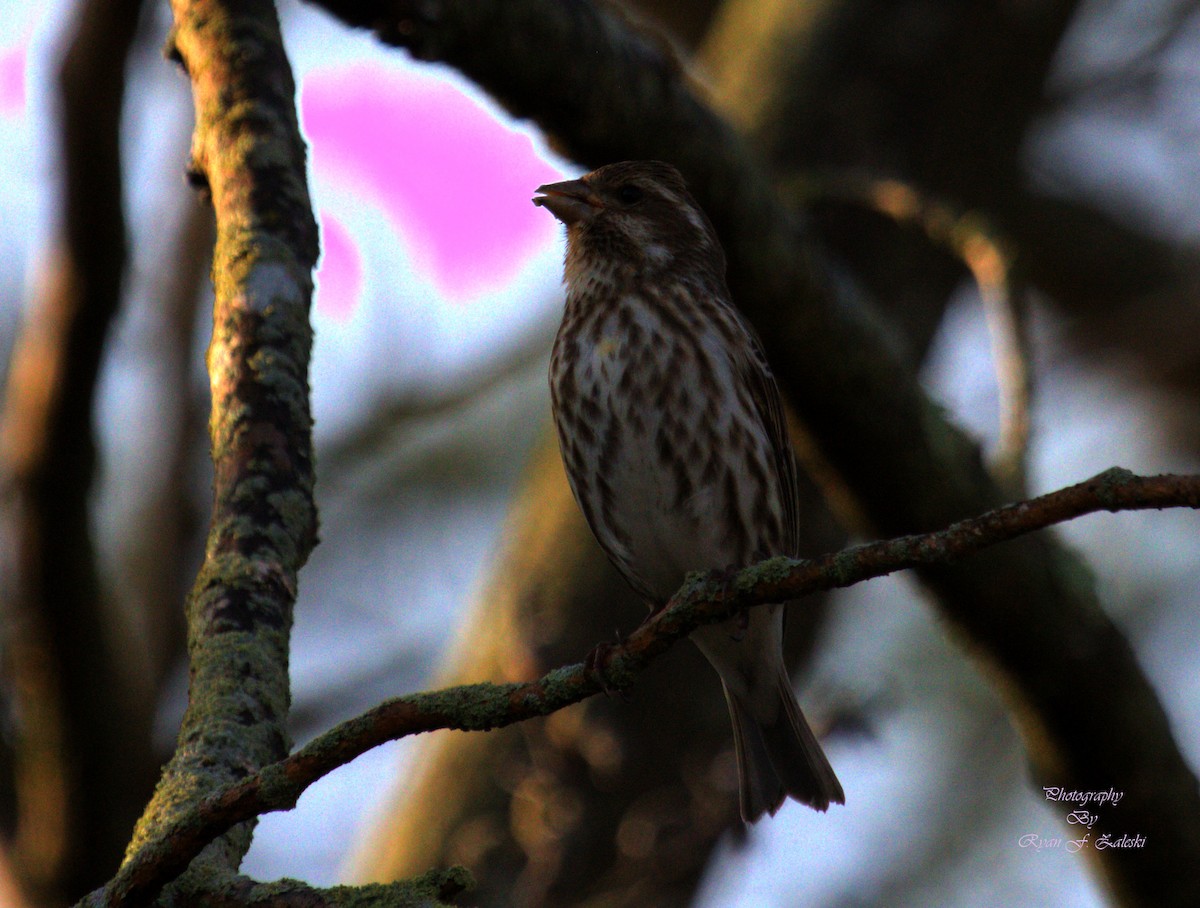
[584,630,630,699]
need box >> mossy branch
[93,0,321,904]
[98,468,1199,907]
[164,868,473,907]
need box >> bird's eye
[615,184,644,205]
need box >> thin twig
[795,172,1034,491]
[98,467,1200,908]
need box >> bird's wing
[735,318,801,556]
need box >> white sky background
[2,1,1199,905]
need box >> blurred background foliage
[1,0,1200,906]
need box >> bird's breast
[550,291,784,599]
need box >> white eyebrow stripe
[654,185,709,237]
[683,205,707,235]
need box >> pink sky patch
[301,63,565,302]
[0,43,25,114]
[315,209,362,321]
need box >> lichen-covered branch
[98,468,1200,907]
[168,868,472,908]
[90,0,320,903]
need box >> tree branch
[180,868,472,907]
[96,0,320,903]
[96,468,1200,907]
[792,171,1033,491]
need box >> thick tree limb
[93,0,320,903]
[96,468,1199,907]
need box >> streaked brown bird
[533,160,845,821]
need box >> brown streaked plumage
[534,160,844,821]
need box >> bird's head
[534,161,725,286]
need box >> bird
[533,160,844,822]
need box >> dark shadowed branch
[0,0,156,901]
[97,468,1200,908]
[713,0,1200,433]
[791,171,1033,491]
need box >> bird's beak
[533,178,603,226]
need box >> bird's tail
[724,671,845,822]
